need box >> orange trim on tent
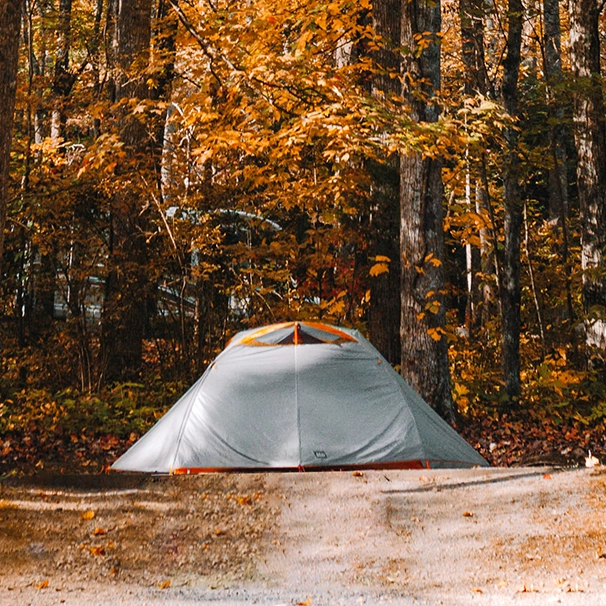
[237,321,357,347]
[299,321,357,342]
[238,322,293,346]
[171,460,428,474]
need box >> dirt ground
[2,466,606,605]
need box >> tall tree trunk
[0,0,24,280]
[543,0,568,223]
[100,0,154,383]
[568,0,606,372]
[400,0,454,422]
[459,0,498,336]
[499,0,524,411]
[367,0,401,365]
[460,0,491,97]
[543,0,573,322]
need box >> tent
[112,321,488,473]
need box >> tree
[400,0,454,421]
[542,0,573,323]
[568,0,606,373]
[367,0,401,365]
[0,0,24,279]
[498,0,524,411]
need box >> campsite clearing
[1,466,606,605]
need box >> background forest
[0,0,605,472]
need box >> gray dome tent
[112,321,487,473]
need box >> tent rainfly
[112,321,488,473]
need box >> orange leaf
[158,580,171,589]
[81,510,95,520]
[236,496,252,506]
[462,511,474,517]
[36,580,49,590]
[89,546,106,556]
[93,527,107,536]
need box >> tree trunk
[400,0,454,422]
[100,0,154,383]
[0,0,24,280]
[459,0,492,97]
[51,0,72,138]
[459,0,498,335]
[543,0,573,322]
[499,0,524,410]
[367,0,401,365]
[568,0,606,372]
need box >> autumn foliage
[0,0,606,473]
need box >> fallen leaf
[470,587,483,594]
[214,529,225,536]
[158,580,171,589]
[93,527,106,536]
[89,546,106,556]
[36,580,49,590]
[543,473,552,480]
[236,495,252,506]
[297,599,312,606]
[81,510,95,520]
[516,584,538,593]
[462,511,474,517]
[352,471,364,477]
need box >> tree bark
[100,0,154,383]
[0,0,24,280]
[400,0,454,421]
[543,0,573,322]
[498,0,524,410]
[568,0,606,372]
[367,0,401,365]
[459,0,492,97]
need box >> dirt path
[1,467,606,605]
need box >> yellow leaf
[424,253,442,267]
[159,580,171,589]
[427,328,442,341]
[81,510,95,520]
[454,382,469,396]
[36,580,49,590]
[375,255,391,263]
[370,262,389,277]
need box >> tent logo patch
[314,450,327,459]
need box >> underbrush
[0,380,184,475]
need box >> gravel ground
[1,466,606,605]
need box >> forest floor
[2,466,606,605]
